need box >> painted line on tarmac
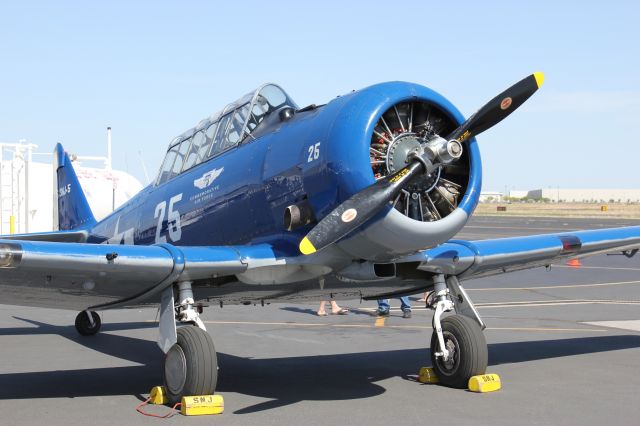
[334,298,640,313]
[353,300,640,309]
[487,327,606,332]
[467,280,640,292]
[554,265,640,272]
[455,233,515,239]
[464,225,577,231]
[476,299,640,308]
[354,307,426,313]
[201,320,416,329]
[198,320,605,332]
[583,320,640,332]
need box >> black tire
[430,314,487,388]
[163,326,218,405]
[74,311,101,336]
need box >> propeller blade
[299,72,544,255]
[299,162,422,255]
[447,72,544,143]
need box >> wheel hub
[165,344,187,394]
[437,332,460,374]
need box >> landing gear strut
[75,310,101,336]
[429,275,487,388]
[160,281,218,404]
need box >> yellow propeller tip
[533,72,545,88]
[299,237,317,255]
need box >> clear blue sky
[1,0,638,191]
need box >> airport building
[516,189,640,203]
[478,191,504,202]
[482,189,640,203]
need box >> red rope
[135,397,182,418]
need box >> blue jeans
[378,296,411,312]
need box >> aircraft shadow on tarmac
[280,306,377,317]
[1,318,639,414]
[0,317,156,336]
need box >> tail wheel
[430,315,487,388]
[164,326,218,405]
[369,101,470,222]
[74,311,101,336]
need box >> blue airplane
[1,73,639,403]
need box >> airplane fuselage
[0,81,487,309]
[88,106,332,251]
[85,81,481,264]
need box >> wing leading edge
[412,226,640,280]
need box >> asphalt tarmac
[1,216,639,425]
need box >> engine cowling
[329,82,482,261]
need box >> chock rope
[136,397,182,418]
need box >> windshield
[246,84,296,133]
[156,83,297,185]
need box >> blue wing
[0,240,282,310]
[410,226,640,279]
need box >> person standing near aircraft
[317,300,349,316]
[376,297,412,318]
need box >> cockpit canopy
[156,84,297,185]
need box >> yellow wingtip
[533,71,545,88]
[299,237,317,255]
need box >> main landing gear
[160,281,218,404]
[73,282,217,403]
[428,275,488,388]
[75,310,101,336]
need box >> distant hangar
[480,189,640,203]
[521,189,640,203]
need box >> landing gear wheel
[163,326,218,405]
[74,311,101,336]
[430,314,487,388]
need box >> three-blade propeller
[299,72,545,255]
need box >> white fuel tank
[0,159,143,234]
